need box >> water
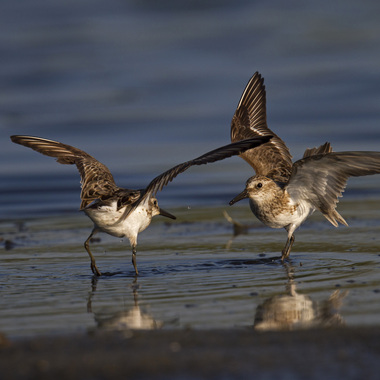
[1,0,380,339]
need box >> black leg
[281,234,295,261]
[84,230,101,276]
[132,246,139,276]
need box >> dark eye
[257,183,263,189]
[153,200,157,206]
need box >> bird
[228,71,380,261]
[10,134,271,276]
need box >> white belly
[84,202,152,242]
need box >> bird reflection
[224,210,260,249]
[87,277,162,332]
[224,213,348,330]
[253,264,348,330]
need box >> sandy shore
[1,327,380,379]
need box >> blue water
[1,0,380,338]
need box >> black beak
[229,189,248,206]
[159,208,176,220]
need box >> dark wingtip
[261,135,273,144]
[10,135,29,145]
[240,135,272,151]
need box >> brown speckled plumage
[229,72,380,260]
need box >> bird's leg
[132,245,139,276]
[281,234,295,261]
[84,230,101,276]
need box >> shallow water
[1,0,380,339]
[1,197,380,339]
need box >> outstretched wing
[107,136,270,221]
[10,135,119,209]
[231,72,292,182]
[144,136,271,196]
[116,136,272,221]
[287,150,380,226]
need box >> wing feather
[287,151,380,226]
[116,136,272,221]
[231,72,292,181]
[302,142,333,158]
[144,136,272,197]
[10,135,119,209]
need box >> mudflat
[1,327,380,379]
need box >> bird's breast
[249,192,311,229]
[83,201,153,238]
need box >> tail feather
[323,210,348,227]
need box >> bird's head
[150,197,176,220]
[229,176,277,205]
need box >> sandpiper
[229,72,380,260]
[11,135,270,275]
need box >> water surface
[1,198,380,339]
